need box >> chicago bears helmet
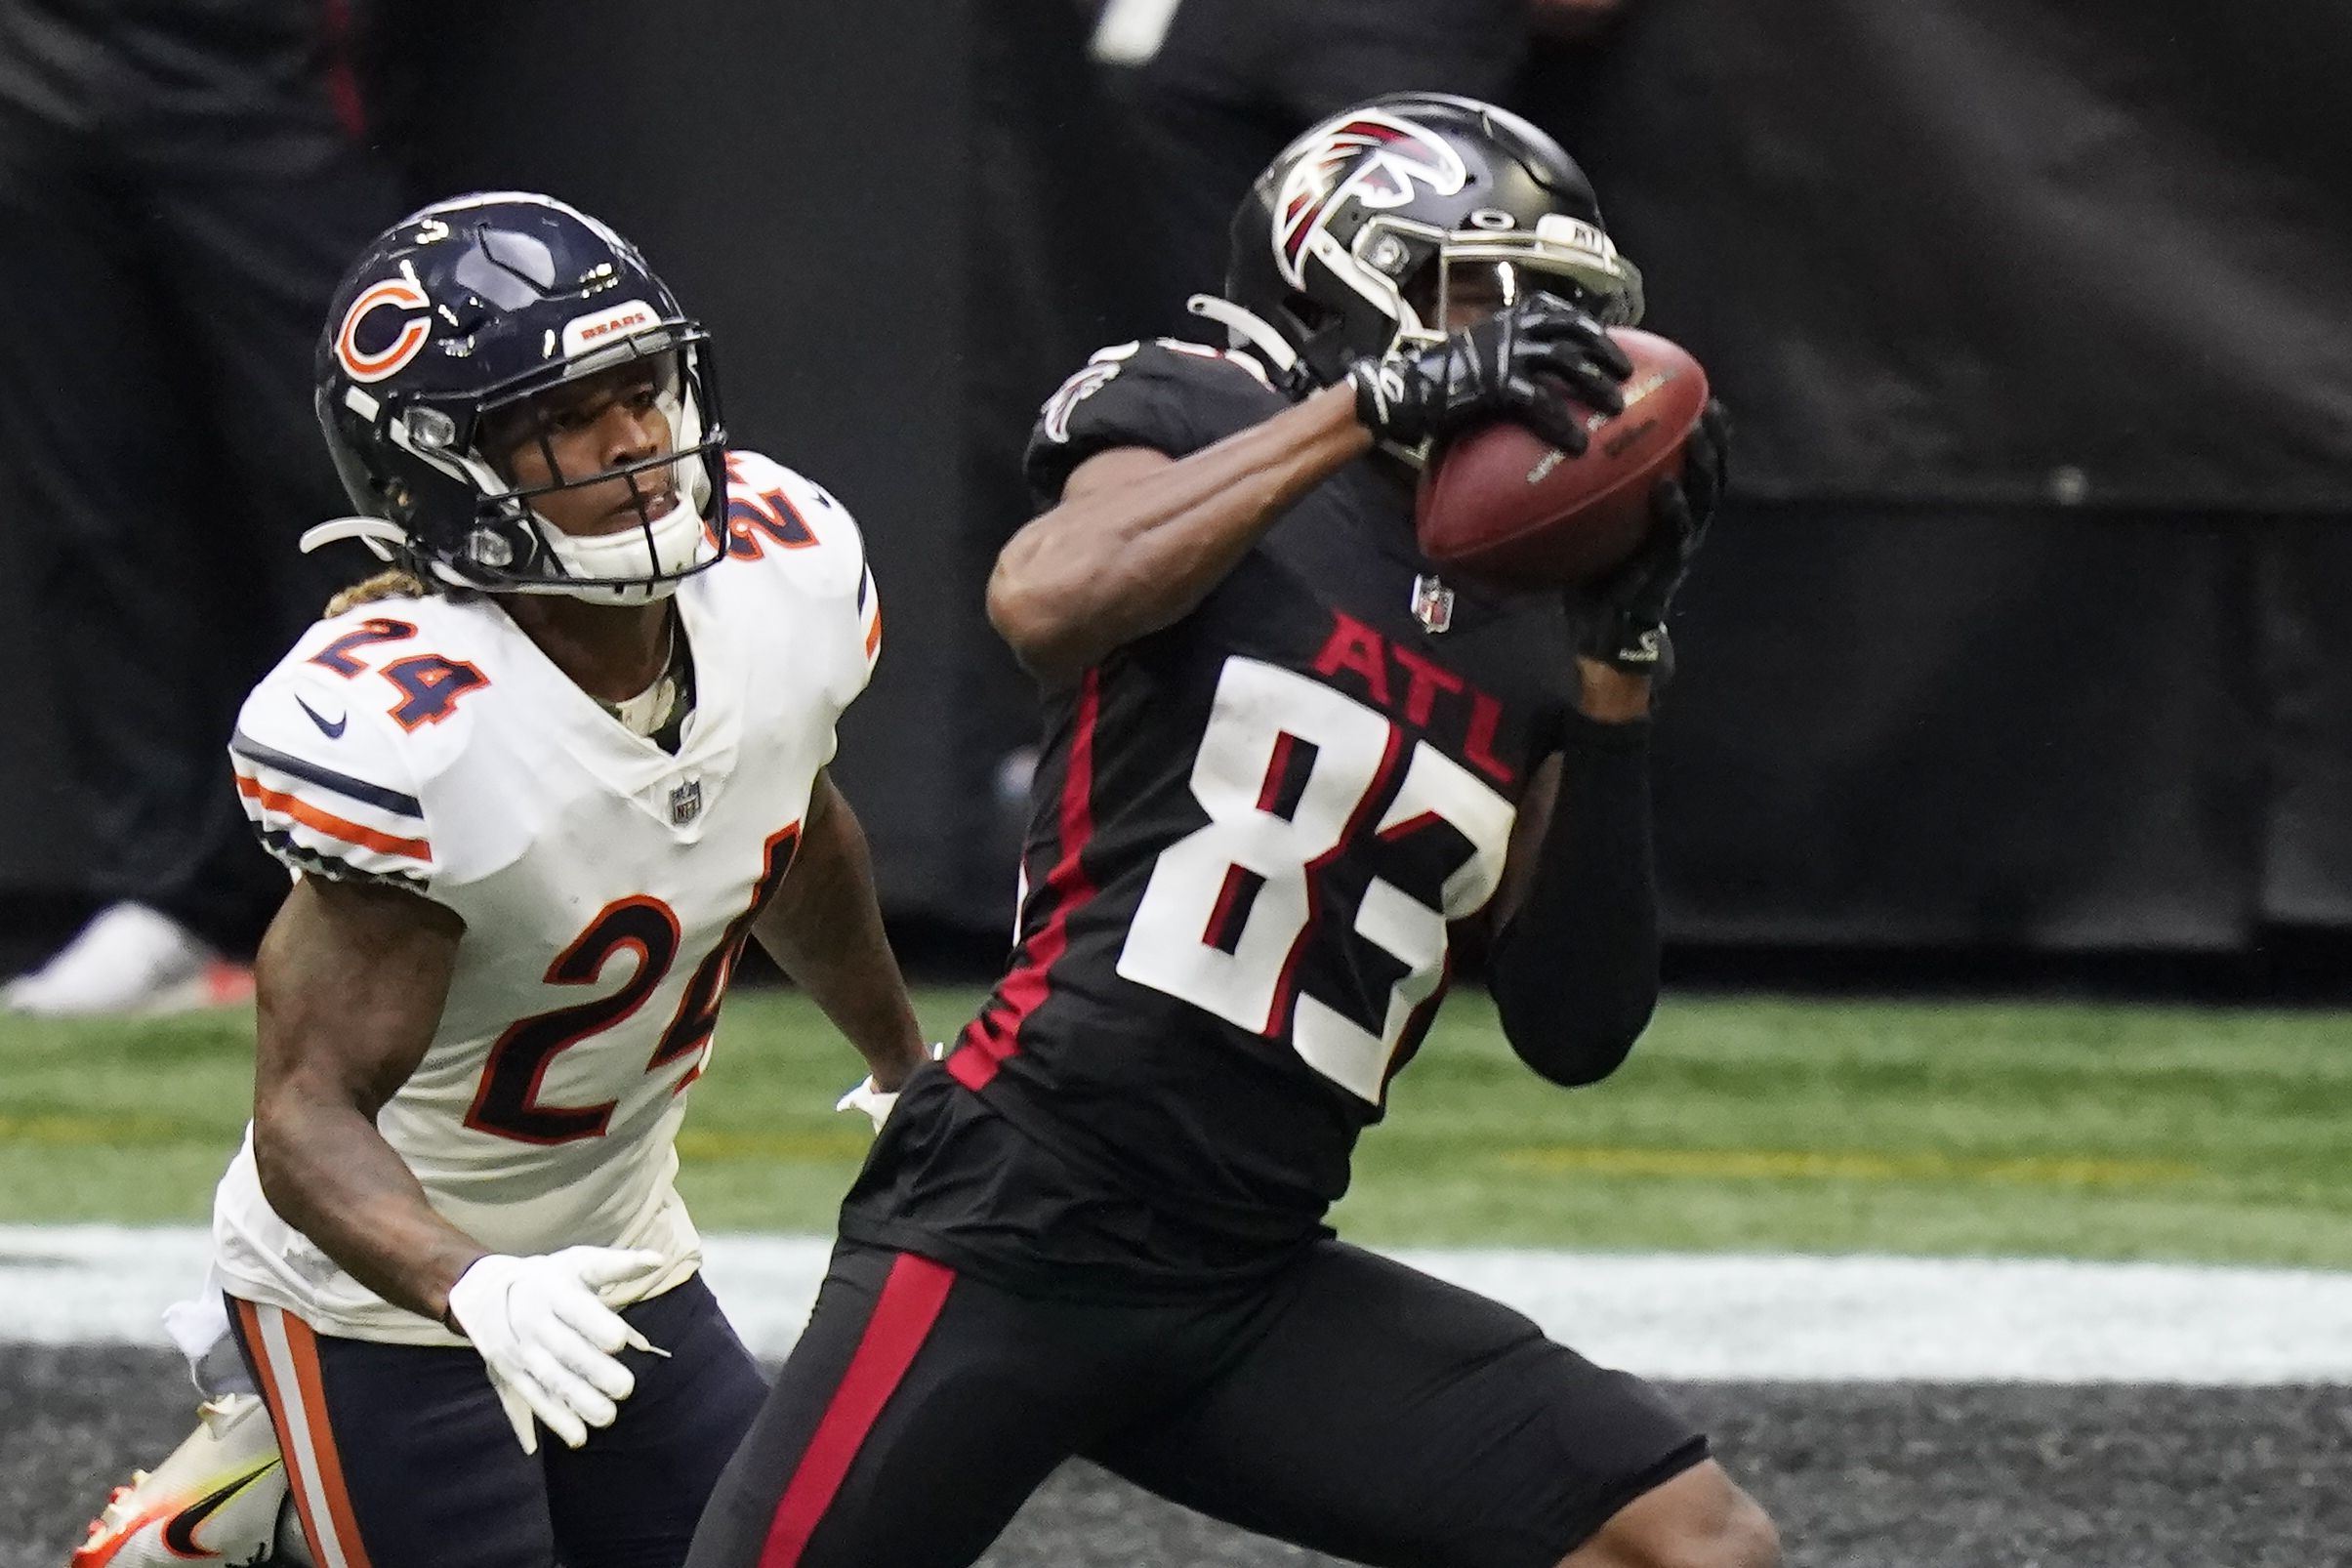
[1202,93,1645,392]
[309,192,725,603]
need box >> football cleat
[4,903,252,1017]
[68,1394,306,1568]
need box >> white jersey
[212,450,881,1344]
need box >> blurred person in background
[687,93,1766,1568]
[0,0,407,1014]
[1087,0,1625,334]
[70,191,925,1568]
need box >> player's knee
[1563,1460,1779,1568]
[1682,1484,1778,1568]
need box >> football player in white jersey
[69,192,928,1568]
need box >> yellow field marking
[0,1112,871,1163]
[1499,1145,2201,1187]
[0,1111,204,1146]
[0,1114,2198,1190]
[675,1127,873,1161]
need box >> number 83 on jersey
[1117,657,1517,1105]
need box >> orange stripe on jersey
[236,775,433,862]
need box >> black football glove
[1345,292,1632,455]
[1575,397,1731,677]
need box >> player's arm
[752,770,929,1091]
[248,874,483,1319]
[987,386,1371,682]
[989,296,1630,684]
[1482,408,1729,1084]
[253,873,664,1452]
[1483,667,1660,1087]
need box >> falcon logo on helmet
[1210,93,1644,393]
[335,278,433,384]
[1273,112,1469,291]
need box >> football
[1414,328,1710,588]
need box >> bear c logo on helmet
[336,278,433,384]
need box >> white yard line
[6,1225,2349,1383]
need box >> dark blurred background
[3,0,2348,996]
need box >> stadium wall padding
[1531,0,2352,511]
[947,0,2352,952]
[5,0,2351,958]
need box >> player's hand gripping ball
[1347,292,1632,464]
[1575,397,1730,675]
[1414,328,1712,589]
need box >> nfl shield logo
[1410,573,1455,634]
[669,779,703,826]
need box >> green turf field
[4,988,2349,1267]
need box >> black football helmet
[309,192,725,603]
[1204,93,1645,392]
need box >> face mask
[527,370,719,604]
[533,499,712,604]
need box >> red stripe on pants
[759,1253,957,1567]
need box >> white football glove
[836,1044,945,1133]
[443,1247,666,1455]
[836,1076,899,1132]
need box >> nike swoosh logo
[160,1458,280,1556]
[295,695,348,739]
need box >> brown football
[1414,328,1710,588]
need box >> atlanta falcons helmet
[309,192,726,603]
[1206,93,1646,392]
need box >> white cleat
[4,903,252,1017]
[67,1394,306,1568]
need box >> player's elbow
[250,1073,352,1218]
[250,1092,309,1218]
[987,558,1098,684]
[1495,982,1655,1087]
[984,560,1050,658]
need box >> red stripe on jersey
[758,1253,956,1567]
[950,669,1102,1090]
[1265,722,1408,1036]
[1255,730,1299,814]
[1202,862,1256,950]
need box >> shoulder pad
[719,450,868,595]
[1024,339,1288,508]
[718,448,881,686]
[231,645,440,891]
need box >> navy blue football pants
[227,1275,765,1568]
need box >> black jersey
[949,341,1582,1253]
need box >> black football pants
[685,1238,1706,1568]
[0,103,399,953]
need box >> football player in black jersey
[688,93,1769,1568]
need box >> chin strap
[299,516,478,592]
[299,515,406,559]
[1186,296,1307,386]
[301,497,714,604]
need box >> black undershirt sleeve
[1486,711,1661,1086]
